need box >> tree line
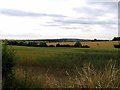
[3,40,90,48]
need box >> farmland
[47,41,119,48]
[13,46,119,68]
[9,45,120,88]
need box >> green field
[12,46,120,69]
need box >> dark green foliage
[2,45,15,78]
[114,42,120,48]
[74,42,82,47]
[49,45,55,47]
[112,37,120,41]
[81,45,90,48]
[94,39,97,41]
[28,41,37,46]
[2,44,15,88]
[39,42,48,47]
[56,43,60,47]
[2,45,42,88]
[56,44,70,47]
[5,40,49,47]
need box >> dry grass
[47,42,76,46]
[47,41,119,48]
[74,61,120,88]
[81,41,119,48]
[14,60,120,88]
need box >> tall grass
[14,60,120,88]
[74,60,120,88]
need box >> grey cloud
[42,2,117,30]
[73,2,117,17]
[41,2,117,30]
[0,9,67,18]
[101,2,118,9]
[54,2,118,25]
[42,24,61,27]
[118,2,120,18]
[53,17,117,25]
[42,21,63,27]
[61,26,91,32]
[42,17,117,29]
[62,27,80,29]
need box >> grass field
[13,46,119,68]
[10,46,120,88]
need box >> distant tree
[49,45,55,47]
[81,45,90,48]
[112,37,120,41]
[27,41,37,46]
[65,44,70,47]
[19,41,26,46]
[74,42,82,47]
[56,43,61,47]
[60,44,70,47]
[39,42,48,47]
[93,39,97,41]
[2,39,8,44]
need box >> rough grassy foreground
[11,46,120,88]
[14,61,120,88]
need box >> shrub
[39,42,48,47]
[2,45,15,78]
[56,43,60,47]
[2,44,15,88]
[74,42,82,47]
[112,37,120,41]
[81,45,90,48]
[49,45,55,47]
[114,42,120,48]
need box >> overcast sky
[0,0,119,40]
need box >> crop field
[9,45,120,88]
[47,41,119,48]
[13,46,119,68]
[81,41,119,48]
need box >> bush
[49,45,55,47]
[74,42,82,47]
[39,42,48,47]
[112,37,120,41]
[56,43,61,47]
[114,42,120,48]
[81,45,90,48]
[2,44,38,88]
[2,44,15,88]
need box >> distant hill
[15,38,91,42]
[19,38,109,42]
[2,38,110,43]
[38,38,91,42]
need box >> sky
[0,0,119,40]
